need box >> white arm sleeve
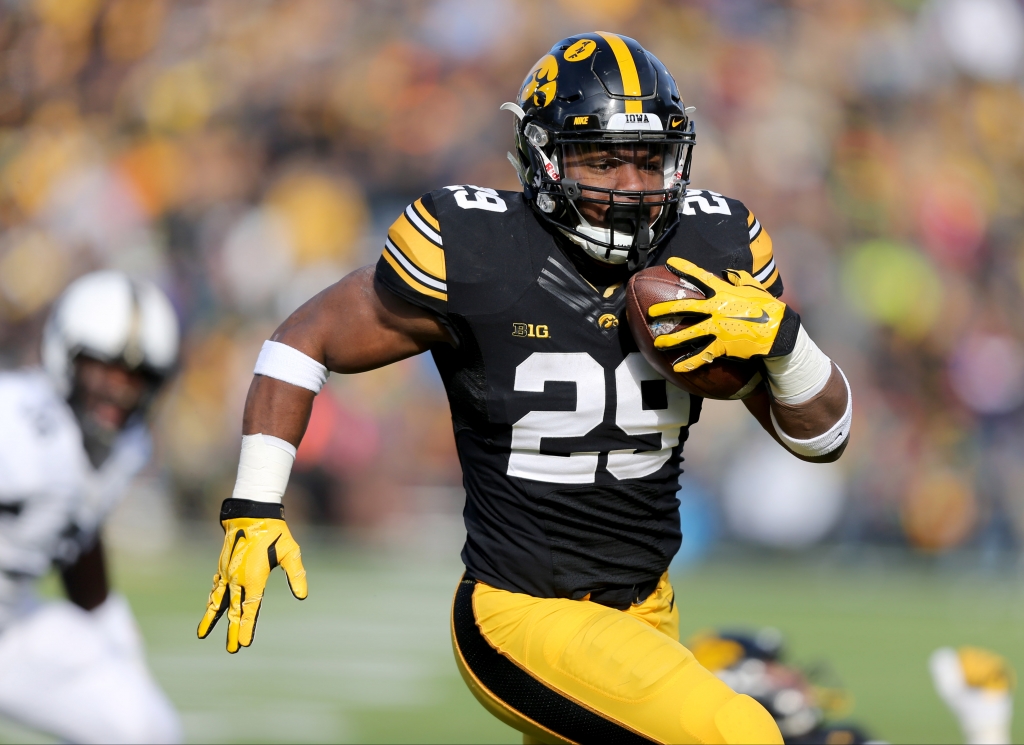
[254,341,328,393]
[231,434,297,505]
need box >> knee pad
[714,693,782,745]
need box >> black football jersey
[376,185,783,607]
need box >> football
[625,265,763,400]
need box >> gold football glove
[198,499,307,653]
[649,257,794,372]
[957,647,1016,692]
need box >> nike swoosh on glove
[198,498,307,653]
[648,257,799,372]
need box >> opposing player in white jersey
[0,271,181,744]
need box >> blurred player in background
[689,629,876,745]
[692,629,1017,745]
[0,271,181,743]
[199,32,851,744]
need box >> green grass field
[2,536,1023,744]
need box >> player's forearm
[762,327,851,462]
[242,376,315,446]
[769,363,847,438]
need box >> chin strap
[627,216,651,271]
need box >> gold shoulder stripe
[381,249,447,302]
[412,198,440,232]
[404,203,442,246]
[747,212,762,242]
[597,32,643,114]
[761,266,780,289]
[750,226,774,275]
[388,214,446,281]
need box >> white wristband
[231,434,296,504]
[770,367,852,458]
[254,340,328,393]
[764,326,832,404]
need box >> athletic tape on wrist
[764,326,832,404]
[254,340,328,393]
[770,367,852,458]
[230,433,296,505]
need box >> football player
[0,271,181,743]
[199,32,851,744]
[689,629,875,744]
[693,631,1017,744]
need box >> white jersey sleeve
[0,370,151,630]
[0,372,87,576]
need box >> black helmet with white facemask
[504,32,695,270]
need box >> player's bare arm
[242,266,453,447]
[742,379,849,464]
[200,267,453,653]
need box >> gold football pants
[451,574,782,745]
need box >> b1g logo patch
[513,323,550,339]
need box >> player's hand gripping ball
[626,258,785,399]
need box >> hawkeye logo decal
[520,54,558,108]
[598,313,619,329]
[513,323,551,339]
[564,39,597,62]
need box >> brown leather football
[625,265,762,400]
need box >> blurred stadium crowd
[1,0,1023,556]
